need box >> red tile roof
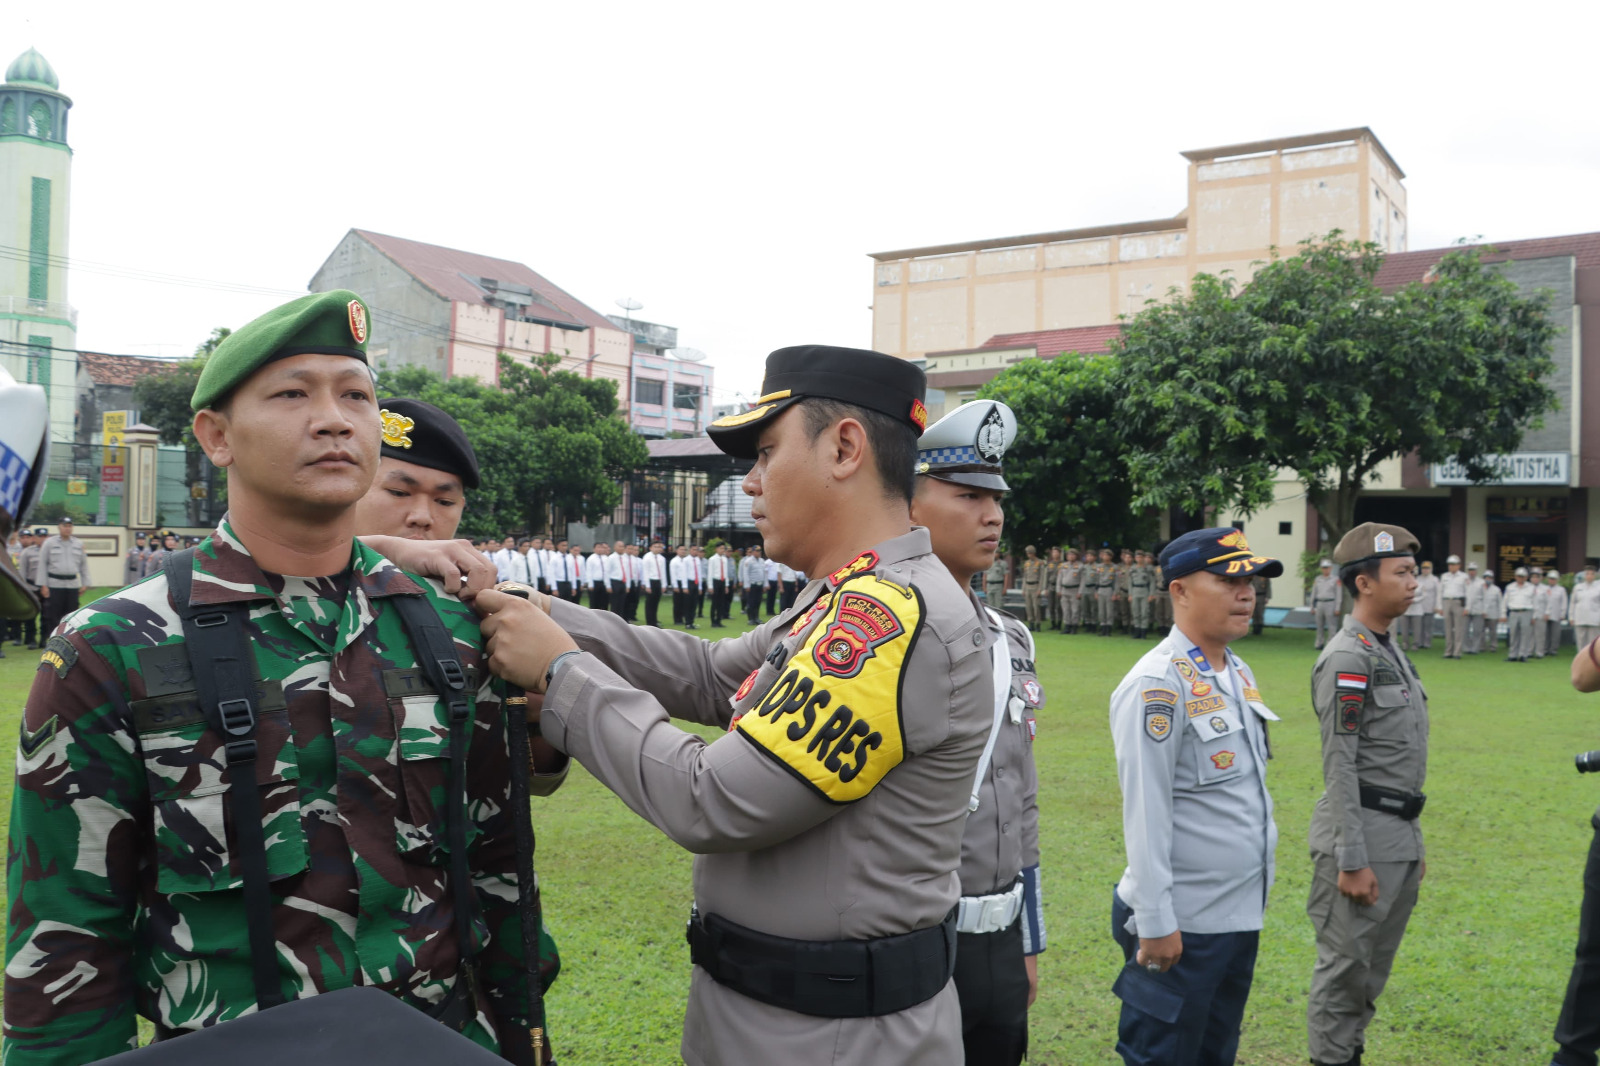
[980,323,1123,358]
[77,350,180,387]
[1375,232,1600,291]
[349,229,618,333]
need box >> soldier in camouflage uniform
[4,291,557,1064]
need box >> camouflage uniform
[4,520,560,1064]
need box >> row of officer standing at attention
[1109,522,1429,1066]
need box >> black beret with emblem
[1332,522,1420,575]
[706,344,927,460]
[915,400,1017,491]
[377,398,480,490]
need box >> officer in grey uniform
[475,345,994,1066]
[1096,548,1117,636]
[1505,566,1536,661]
[1057,548,1083,633]
[1129,550,1156,638]
[1311,559,1341,648]
[12,528,42,648]
[909,399,1045,1066]
[123,532,148,587]
[1109,527,1282,1066]
[33,516,89,637]
[986,552,1009,608]
[1463,561,1484,653]
[1307,523,1430,1066]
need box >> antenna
[669,347,707,363]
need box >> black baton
[497,583,545,1065]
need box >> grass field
[0,607,1592,1064]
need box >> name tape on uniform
[737,574,922,803]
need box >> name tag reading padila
[736,574,924,804]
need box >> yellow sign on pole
[102,411,131,467]
[66,478,88,496]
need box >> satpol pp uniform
[1504,569,1536,661]
[1307,523,1430,1066]
[1109,528,1282,1066]
[1311,563,1341,649]
[1057,553,1084,633]
[917,400,1047,1065]
[1571,566,1600,651]
[540,346,994,1066]
[1438,558,1470,657]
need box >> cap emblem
[1218,530,1249,550]
[975,405,1006,463]
[909,398,928,431]
[347,300,368,344]
[1375,531,1395,553]
[380,409,415,449]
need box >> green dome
[5,49,58,90]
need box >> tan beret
[1332,522,1420,570]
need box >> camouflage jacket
[4,519,550,1064]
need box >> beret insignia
[1375,531,1394,553]
[380,409,415,449]
[909,398,929,431]
[348,299,368,343]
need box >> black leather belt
[47,571,78,580]
[1359,784,1426,820]
[687,906,956,1018]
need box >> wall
[309,233,451,374]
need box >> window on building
[1279,521,1292,535]
[634,378,664,406]
[673,383,699,410]
[26,101,50,139]
[957,390,976,404]
[0,100,15,135]
[28,178,49,302]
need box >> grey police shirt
[1110,625,1278,938]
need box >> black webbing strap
[496,588,544,1064]
[386,595,480,987]
[163,548,284,1010]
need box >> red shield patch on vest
[813,592,904,679]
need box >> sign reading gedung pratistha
[1429,451,1570,486]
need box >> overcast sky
[6,1,1598,403]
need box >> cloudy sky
[6,1,1597,402]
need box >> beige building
[870,128,1408,361]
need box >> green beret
[191,289,373,411]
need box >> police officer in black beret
[353,398,480,541]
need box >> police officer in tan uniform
[477,346,993,1066]
[910,399,1045,1065]
[1021,545,1045,630]
[1307,523,1430,1066]
[1057,548,1084,634]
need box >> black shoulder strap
[385,593,479,973]
[164,547,285,1010]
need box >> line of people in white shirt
[474,535,805,629]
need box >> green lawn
[0,611,1591,1064]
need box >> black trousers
[626,584,640,621]
[766,582,778,616]
[672,589,689,626]
[744,585,760,623]
[781,580,798,612]
[589,584,609,612]
[1555,813,1600,1066]
[556,581,573,603]
[645,581,663,626]
[610,580,629,620]
[953,918,1030,1066]
[694,582,705,618]
[711,579,728,625]
[39,587,79,639]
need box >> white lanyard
[969,608,1012,813]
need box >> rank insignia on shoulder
[38,635,77,680]
[736,575,924,804]
[1356,631,1374,649]
[1210,750,1236,770]
[829,550,879,587]
[18,714,58,759]
[790,593,833,636]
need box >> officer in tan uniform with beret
[1307,523,1430,1066]
[475,345,993,1066]
[910,399,1046,1065]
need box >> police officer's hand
[478,587,578,694]
[1338,867,1380,906]
[1135,932,1181,973]
[360,535,498,599]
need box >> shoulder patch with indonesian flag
[736,574,923,803]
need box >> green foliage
[31,500,91,524]
[978,354,1156,549]
[131,329,232,527]
[1115,233,1558,543]
[375,354,647,538]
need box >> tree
[978,353,1157,550]
[1115,233,1558,543]
[376,354,647,538]
[131,327,230,526]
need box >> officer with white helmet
[910,400,1045,1065]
